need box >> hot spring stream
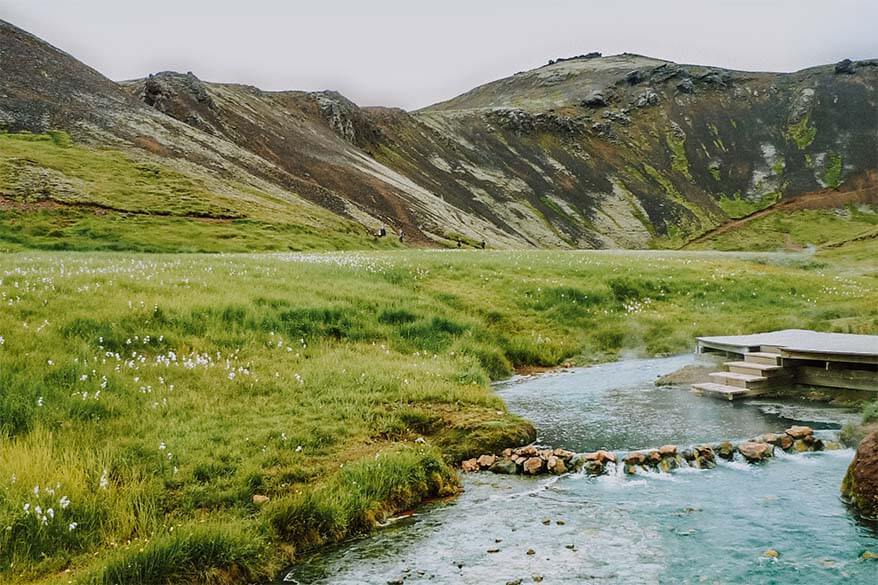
[284,355,878,584]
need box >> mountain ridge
[2,18,876,251]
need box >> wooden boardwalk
[691,329,878,400]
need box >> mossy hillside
[1,249,876,584]
[786,115,817,150]
[823,153,843,189]
[716,191,781,219]
[691,206,878,251]
[0,132,390,252]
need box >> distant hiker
[479,240,486,249]
[377,226,386,238]
[398,229,404,243]
[456,238,462,248]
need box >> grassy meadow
[0,248,876,583]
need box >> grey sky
[3,0,877,110]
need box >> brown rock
[547,456,567,475]
[461,458,480,473]
[252,494,270,505]
[517,445,538,458]
[538,449,554,461]
[786,425,813,440]
[763,548,780,559]
[738,442,774,462]
[477,454,497,468]
[752,433,779,445]
[502,448,513,458]
[659,444,678,457]
[841,430,878,518]
[553,448,575,460]
[648,450,662,463]
[624,451,646,465]
[523,457,544,475]
[777,434,794,450]
[582,450,615,463]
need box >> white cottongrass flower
[0,335,4,345]
[59,496,70,509]
[99,469,109,490]
[36,396,44,407]
[23,503,30,514]
[68,522,77,531]
[295,445,303,453]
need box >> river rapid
[285,355,878,584]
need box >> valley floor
[0,247,876,584]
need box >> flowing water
[285,355,878,584]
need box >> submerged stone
[716,441,736,460]
[489,458,519,475]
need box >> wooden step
[709,371,768,389]
[691,382,751,401]
[724,361,786,377]
[744,351,782,366]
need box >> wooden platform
[691,329,878,399]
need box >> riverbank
[1,249,876,584]
[287,354,878,585]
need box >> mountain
[1,19,876,251]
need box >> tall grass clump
[80,524,269,585]
[268,446,457,551]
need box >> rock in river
[842,429,878,518]
[523,457,544,475]
[489,458,519,475]
[738,441,774,462]
[785,425,813,440]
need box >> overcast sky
[3,0,877,110]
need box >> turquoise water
[284,356,878,584]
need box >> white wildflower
[68,522,77,531]
[59,496,70,509]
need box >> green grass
[823,153,843,188]
[692,206,878,250]
[665,133,691,180]
[786,115,817,150]
[716,191,781,219]
[0,248,875,584]
[0,132,393,252]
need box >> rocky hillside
[1,19,876,250]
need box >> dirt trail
[684,177,878,247]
